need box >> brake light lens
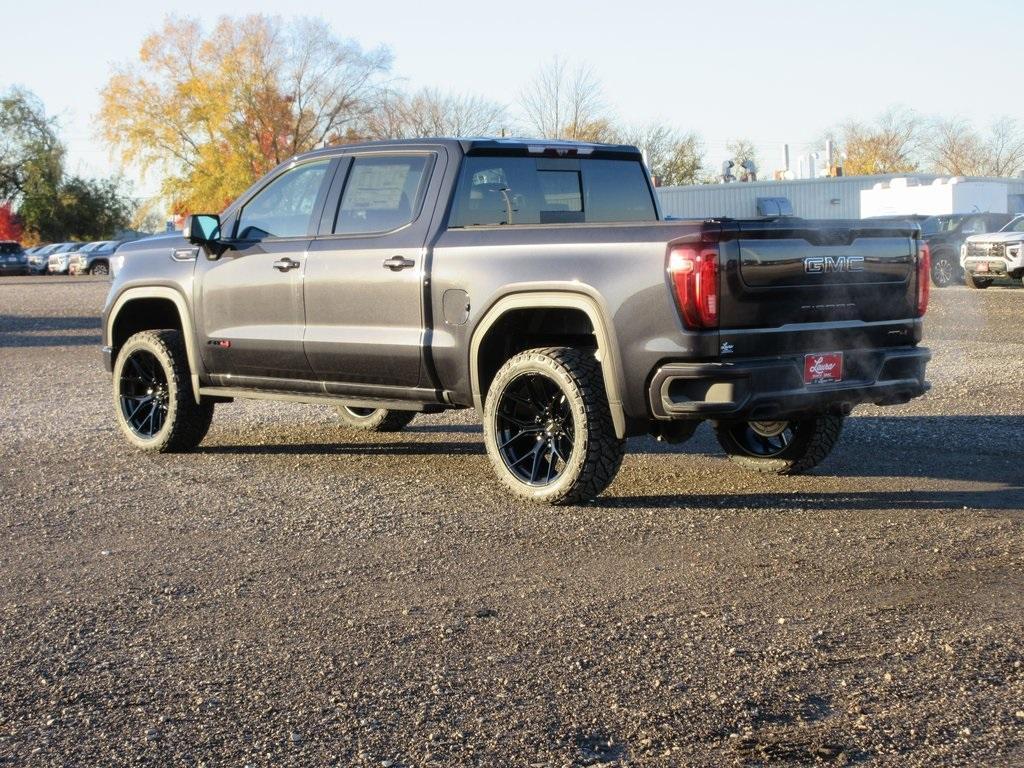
[668,244,719,328]
[917,242,930,316]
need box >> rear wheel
[714,415,844,475]
[930,250,960,287]
[483,347,625,504]
[335,406,416,432]
[965,274,992,289]
[113,330,214,452]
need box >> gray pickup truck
[101,138,931,504]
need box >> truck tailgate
[717,218,922,356]
[722,219,918,320]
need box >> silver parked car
[69,241,121,276]
[47,242,85,275]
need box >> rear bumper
[648,346,931,421]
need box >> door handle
[272,257,300,272]
[382,256,415,271]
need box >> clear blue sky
[6,0,1022,202]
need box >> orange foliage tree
[0,203,23,241]
[99,15,391,215]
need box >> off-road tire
[714,414,844,475]
[483,346,625,504]
[113,330,214,452]
[335,406,416,432]
[965,274,992,289]
[90,261,109,276]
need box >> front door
[303,151,442,387]
[195,158,334,380]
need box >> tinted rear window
[0,243,22,255]
[448,156,656,227]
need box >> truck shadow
[0,314,102,347]
[199,440,486,457]
[598,486,1024,513]
[413,414,1021,489]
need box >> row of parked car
[873,211,1024,288]
[0,240,126,277]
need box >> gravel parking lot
[0,276,1022,767]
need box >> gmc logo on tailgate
[804,255,865,274]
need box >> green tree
[0,87,63,204]
[1,86,134,241]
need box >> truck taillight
[917,242,930,316]
[668,244,719,329]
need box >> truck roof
[297,137,643,162]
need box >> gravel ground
[0,276,1022,767]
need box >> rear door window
[449,156,656,227]
[332,154,433,235]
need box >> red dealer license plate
[804,352,843,384]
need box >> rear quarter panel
[429,221,711,421]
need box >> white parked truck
[960,215,1024,289]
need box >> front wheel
[483,347,625,504]
[335,406,416,432]
[90,261,109,276]
[930,250,961,287]
[113,330,214,452]
[714,415,844,475]
[965,274,992,289]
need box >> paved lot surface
[0,276,1022,767]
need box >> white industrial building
[656,174,1024,220]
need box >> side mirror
[184,214,222,245]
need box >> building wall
[656,175,1024,220]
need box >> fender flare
[106,287,202,404]
[469,291,627,438]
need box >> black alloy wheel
[493,372,575,486]
[732,420,794,457]
[119,349,170,438]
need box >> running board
[197,386,443,413]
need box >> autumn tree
[519,57,613,142]
[0,203,23,241]
[833,107,924,175]
[617,123,706,186]
[925,116,1024,177]
[99,15,391,214]
[364,88,507,139]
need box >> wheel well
[476,307,597,405]
[111,298,184,354]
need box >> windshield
[999,216,1024,233]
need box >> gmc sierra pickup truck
[101,138,931,504]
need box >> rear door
[720,218,919,342]
[195,158,335,380]
[303,149,443,387]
